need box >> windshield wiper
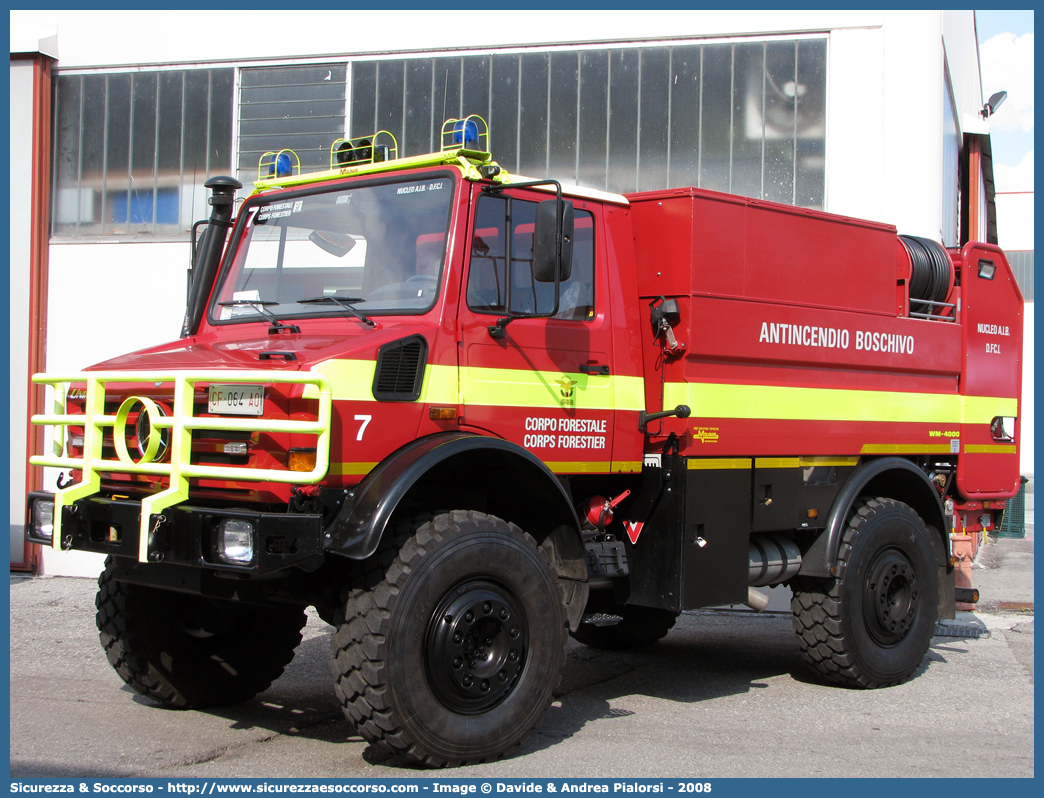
[297,295,376,328]
[218,299,301,335]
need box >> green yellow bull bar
[30,370,333,563]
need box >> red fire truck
[27,117,1023,766]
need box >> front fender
[323,432,581,561]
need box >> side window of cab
[467,194,595,320]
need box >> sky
[975,9,1034,192]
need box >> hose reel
[900,235,953,317]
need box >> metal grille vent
[372,336,428,401]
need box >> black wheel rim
[425,580,528,715]
[862,547,919,646]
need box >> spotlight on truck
[30,498,54,543]
[216,519,255,565]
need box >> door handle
[579,363,610,376]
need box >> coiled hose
[900,235,953,316]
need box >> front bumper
[27,491,324,574]
[29,369,333,564]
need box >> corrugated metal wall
[349,40,828,206]
[1007,251,1034,301]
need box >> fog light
[32,500,55,542]
[218,519,255,564]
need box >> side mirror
[533,199,574,283]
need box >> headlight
[217,519,255,564]
[31,499,55,542]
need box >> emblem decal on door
[555,376,578,408]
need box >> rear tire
[791,497,939,688]
[96,557,306,708]
[331,511,567,767]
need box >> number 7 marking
[354,414,372,441]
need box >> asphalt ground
[9,526,1034,780]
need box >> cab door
[457,186,615,474]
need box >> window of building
[51,68,233,237]
[237,64,347,186]
[49,37,827,239]
[349,38,827,208]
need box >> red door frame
[12,51,54,573]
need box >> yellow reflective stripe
[688,458,752,470]
[330,462,380,476]
[308,361,459,404]
[799,456,859,467]
[861,444,953,454]
[965,444,1018,454]
[756,458,801,469]
[335,459,642,477]
[461,366,625,410]
[307,359,376,401]
[613,376,646,413]
[310,360,644,411]
[545,461,613,473]
[664,382,1017,425]
[419,364,458,404]
[754,456,860,469]
[463,368,642,410]
[611,460,643,473]
[962,396,1019,422]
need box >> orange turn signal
[429,406,457,421]
[288,448,317,472]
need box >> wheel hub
[863,548,918,646]
[425,580,528,714]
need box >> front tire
[96,557,306,708]
[791,497,939,688]
[331,511,567,767]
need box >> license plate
[208,384,264,416]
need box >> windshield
[211,173,455,324]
